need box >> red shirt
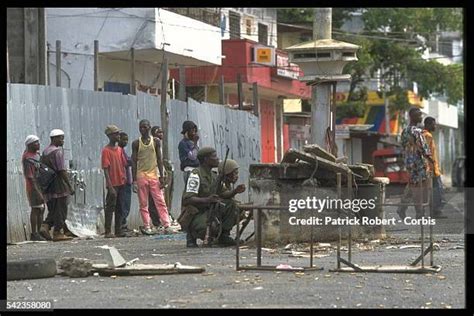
[101,145,127,187]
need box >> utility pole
[311,8,332,147]
[381,63,390,136]
[56,40,61,87]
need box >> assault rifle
[202,146,230,246]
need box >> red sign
[274,52,300,80]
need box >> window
[258,23,268,45]
[104,81,130,95]
[229,11,241,39]
[246,18,253,36]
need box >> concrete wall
[7,83,260,243]
[46,8,222,90]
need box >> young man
[39,129,75,242]
[118,132,133,232]
[422,117,447,218]
[398,108,434,220]
[102,125,127,238]
[131,119,175,235]
[178,121,199,183]
[22,135,46,241]
[147,126,165,229]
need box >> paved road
[6,189,465,309]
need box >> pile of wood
[281,144,376,185]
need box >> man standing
[398,108,434,220]
[179,147,239,247]
[178,121,199,183]
[118,132,133,232]
[423,117,447,218]
[22,135,46,241]
[132,119,174,235]
[39,129,74,242]
[102,125,127,238]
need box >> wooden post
[56,40,61,87]
[38,8,47,85]
[130,47,136,95]
[178,65,186,101]
[252,82,259,116]
[160,57,169,160]
[237,73,243,110]
[276,97,284,161]
[6,43,10,83]
[331,82,337,155]
[219,75,225,105]
[94,40,99,91]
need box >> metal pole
[161,57,169,161]
[337,173,342,269]
[236,208,240,270]
[347,171,353,263]
[130,47,136,95]
[56,40,61,87]
[420,179,424,268]
[94,40,99,91]
[252,82,259,116]
[429,176,434,266]
[382,63,390,136]
[237,73,243,110]
[256,209,262,267]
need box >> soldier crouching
[178,147,242,248]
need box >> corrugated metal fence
[7,84,261,243]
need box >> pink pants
[137,177,170,228]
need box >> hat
[218,159,239,175]
[197,147,216,160]
[50,129,65,137]
[25,135,40,146]
[105,124,122,135]
[181,120,197,134]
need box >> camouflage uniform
[180,166,238,241]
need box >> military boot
[218,232,236,247]
[186,233,198,248]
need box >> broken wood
[348,164,374,181]
[91,263,205,276]
[282,149,357,178]
[303,144,336,162]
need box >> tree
[277,8,356,29]
[337,8,463,116]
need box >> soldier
[218,159,246,203]
[178,147,239,248]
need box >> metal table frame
[331,172,442,274]
[235,205,323,272]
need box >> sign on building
[336,124,350,139]
[253,46,275,66]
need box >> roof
[285,39,359,51]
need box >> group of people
[398,108,447,219]
[22,119,246,247]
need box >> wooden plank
[304,144,336,163]
[348,164,373,181]
[92,263,205,276]
[282,149,353,176]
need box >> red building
[170,39,311,163]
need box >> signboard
[335,124,350,139]
[275,53,300,79]
[253,46,275,66]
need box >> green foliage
[277,8,357,29]
[336,101,367,120]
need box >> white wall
[46,8,222,90]
[220,8,278,48]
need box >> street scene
[6,7,465,310]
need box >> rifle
[202,146,230,246]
